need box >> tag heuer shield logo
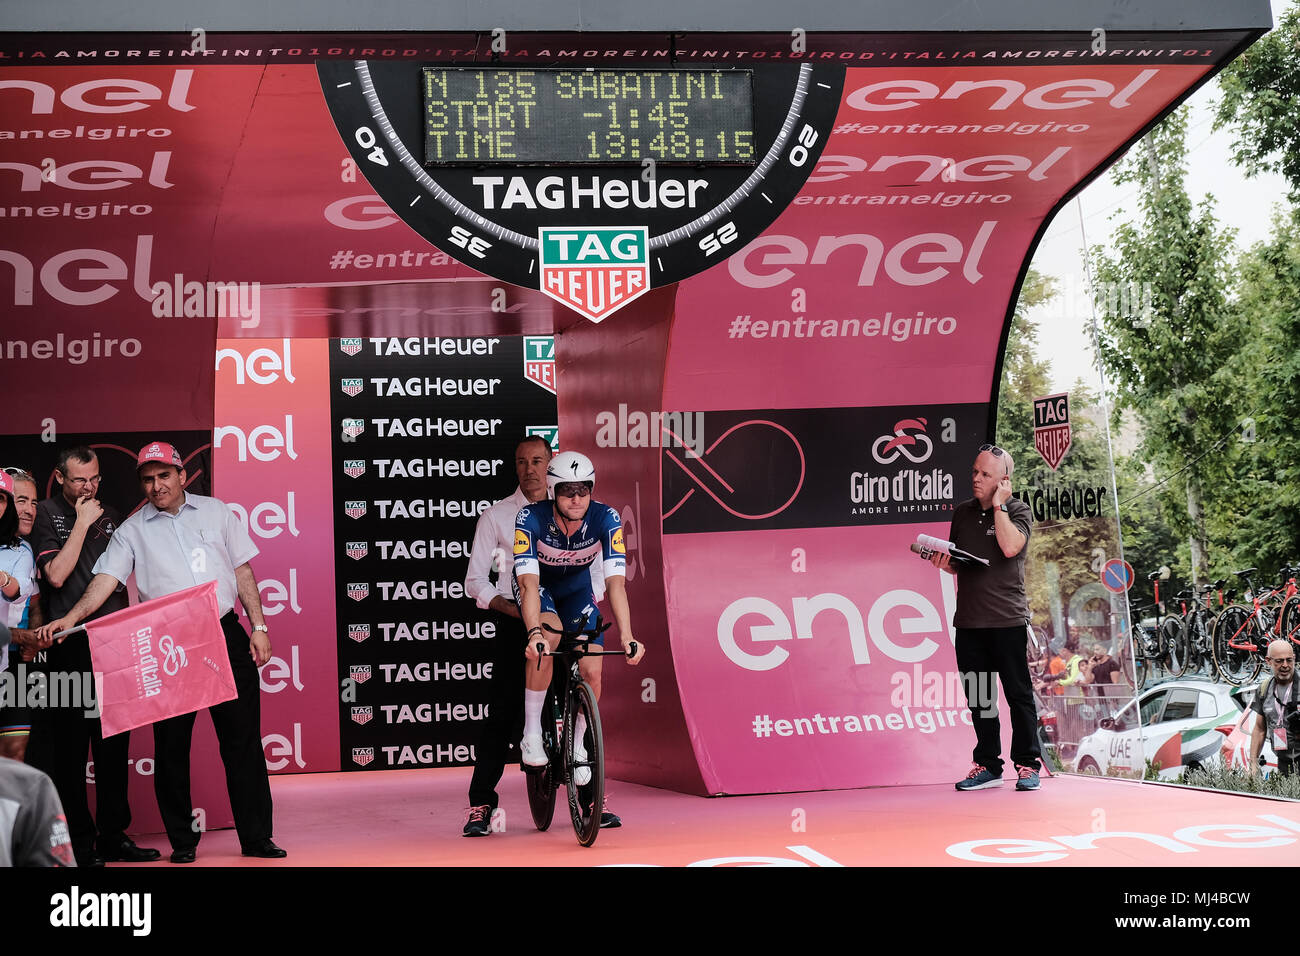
[340,338,363,356]
[352,747,374,766]
[343,459,365,479]
[341,377,364,397]
[347,582,369,602]
[346,541,368,560]
[538,227,649,323]
[1033,392,1072,471]
[349,665,371,684]
[348,623,370,643]
[345,500,366,519]
[523,336,556,394]
[342,418,364,438]
[351,706,373,726]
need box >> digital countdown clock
[422,68,756,165]
[318,59,842,321]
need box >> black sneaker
[955,764,1003,790]
[598,795,621,829]
[1015,765,1040,791]
[463,804,492,837]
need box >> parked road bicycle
[522,618,636,847]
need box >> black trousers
[467,608,526,811]
[955,625,1042,776]
[152,612,273,851]
[26,637,133,860]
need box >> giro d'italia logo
[343,459,365,479]
[871,418,934,465]
[538,226,649,323]
[340,338,363,356]
[352,747,374,766]
[348,623,370,643]
[341,377,364,397]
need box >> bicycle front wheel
[1160,616,1188,677]
[564,680,604,847]
[525,690,559,831]
[1212,605,1257,685]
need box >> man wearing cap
[27,447,158,866]
[39,441,284,863]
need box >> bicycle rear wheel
[1160,616,1188,677]
[525,690,559,831]
[564,680,604,847]
[1281,595,1300,645]
[1211,605,1258,685]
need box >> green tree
[1088,108,1241,585]
[1215,4,1300,197]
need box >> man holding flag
[39,441,286,864]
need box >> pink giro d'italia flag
[86,582,237,737]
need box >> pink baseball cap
[0,470,13,497]
[136,441,185,471]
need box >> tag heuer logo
[343,459,365,479]
[341,377,364,397]
[349,665,371,684]
[347,582,369,602]
[351,706,373,726]
[345,500,366,519]
[352,747,374,766]
[1033,392,1072,471]
[340,338,363,356]
[346,541,368,560]
[348,623,370,643]
[342,418,365,438]
[538,227,649,323]
[526,425,559,450]
[523,336,556,394]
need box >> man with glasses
[1,467,43,761]
[26,446,159,865]
[1249,639,1297,777]
[514,450,645,827]
[931,443,1042,792]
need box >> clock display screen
[423,68,755,165]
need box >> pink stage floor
[118,768,1300,867]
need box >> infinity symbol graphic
[160,635,188,677]
[662,419,805,521]
[871,418,933,464]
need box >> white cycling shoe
[571,739,592,786]
[520,734,547,768]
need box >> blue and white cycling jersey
[512,498,626,602]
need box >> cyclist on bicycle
[513,451,645,826]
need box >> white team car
[1072,680,1236,780]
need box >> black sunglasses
[978,443,1005,457]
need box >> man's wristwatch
[253,624,269,633]
[999,503,1009,512]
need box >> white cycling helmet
[547,450,596,498]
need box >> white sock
[574,712,588,750]
[524,689,546,737]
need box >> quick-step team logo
[346,541,368,560]
[341,377,364,397]
[523,336,556,394]
[340,338,363,356]
[538,226,649,323]
[343,459,366,478]
[526,424,559,450]
[345,500,367,519]
[349,664,371,684]
[348,623,371,643]
[342,418,365,438]
[1033,392,1072,471]
[352,747,374,766]
[351,706,373,725]
[347,582,369,602]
